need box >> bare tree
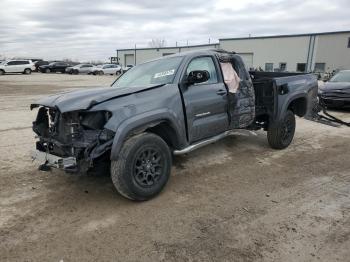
[148,39,167,48]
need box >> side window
[186,57,218,84]
[265,63,273,72]
[314,63,326,73]
[7,61,17,65]
[279,62,287,72]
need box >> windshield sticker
[154,69,175,79]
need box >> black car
[39,62,70,73]
[319,70,350,108]
[34,60,49,72]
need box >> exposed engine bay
[32,106,115,172]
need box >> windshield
[330,71,350,82]
[112,56,183,88]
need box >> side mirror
[187,70,210,85]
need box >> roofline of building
[116,43,219,52]
[219,30,350,41]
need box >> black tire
[116,71,121,76]
[45,68,51,73]
[98,70,104,75]
[23,68,31,74]
[0,70,4,75]
[73,69,79,74]
[267,110,296,149]
[111,133,172,201]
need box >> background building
[116,31,350,72]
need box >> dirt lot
[0,73,349,262]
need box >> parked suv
[65,64,95,74]
[34,60,49,72]
[0,60,35,75]
[92,64,122,75]
[38,62,70,73]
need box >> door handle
[216,89,227,96]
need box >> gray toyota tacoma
[31,49,318,200]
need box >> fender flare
[278,92,308,121]
[109,109,184,161]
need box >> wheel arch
[109,111,186,161]
[287,96,308,117]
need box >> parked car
[31,50,319,201]
[65,64,95,74]
[0,60,35,75]
[92,64,122,75]
[319,70,350,108]
[122,64,133,73]
[34,60,49,72]
[38,62,70,73]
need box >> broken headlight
[80,111,111,130]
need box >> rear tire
[267,110,296,149]
[98,71,104,75]
[111,133,172,201]
[0,70,4,75]
[23,68,31,74]
[45,68,51,73]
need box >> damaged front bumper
[31,150,77,169]
[31,106,115,173]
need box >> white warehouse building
[116,31,350,72]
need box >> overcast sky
[0,0,349,61]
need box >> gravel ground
[0,73,349,262]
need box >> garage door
[237,53,253,69]
[124,54,134,66]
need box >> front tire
[111,133,172,201]
[0,70,4,75]
[45,68,51,73]
[267,110,296,149]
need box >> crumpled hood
[321,82,350,92]
[30,85,157,113]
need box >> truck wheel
[267,110,296,149]
[111,133,172,201]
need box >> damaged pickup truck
[31,49,319,200]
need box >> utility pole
[134,44,137,65]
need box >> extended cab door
[181,56,229,143]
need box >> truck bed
[249,71,318,122]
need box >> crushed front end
[31,106,115,173]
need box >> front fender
[109,109,186,161]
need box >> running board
[173,130,257,155]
